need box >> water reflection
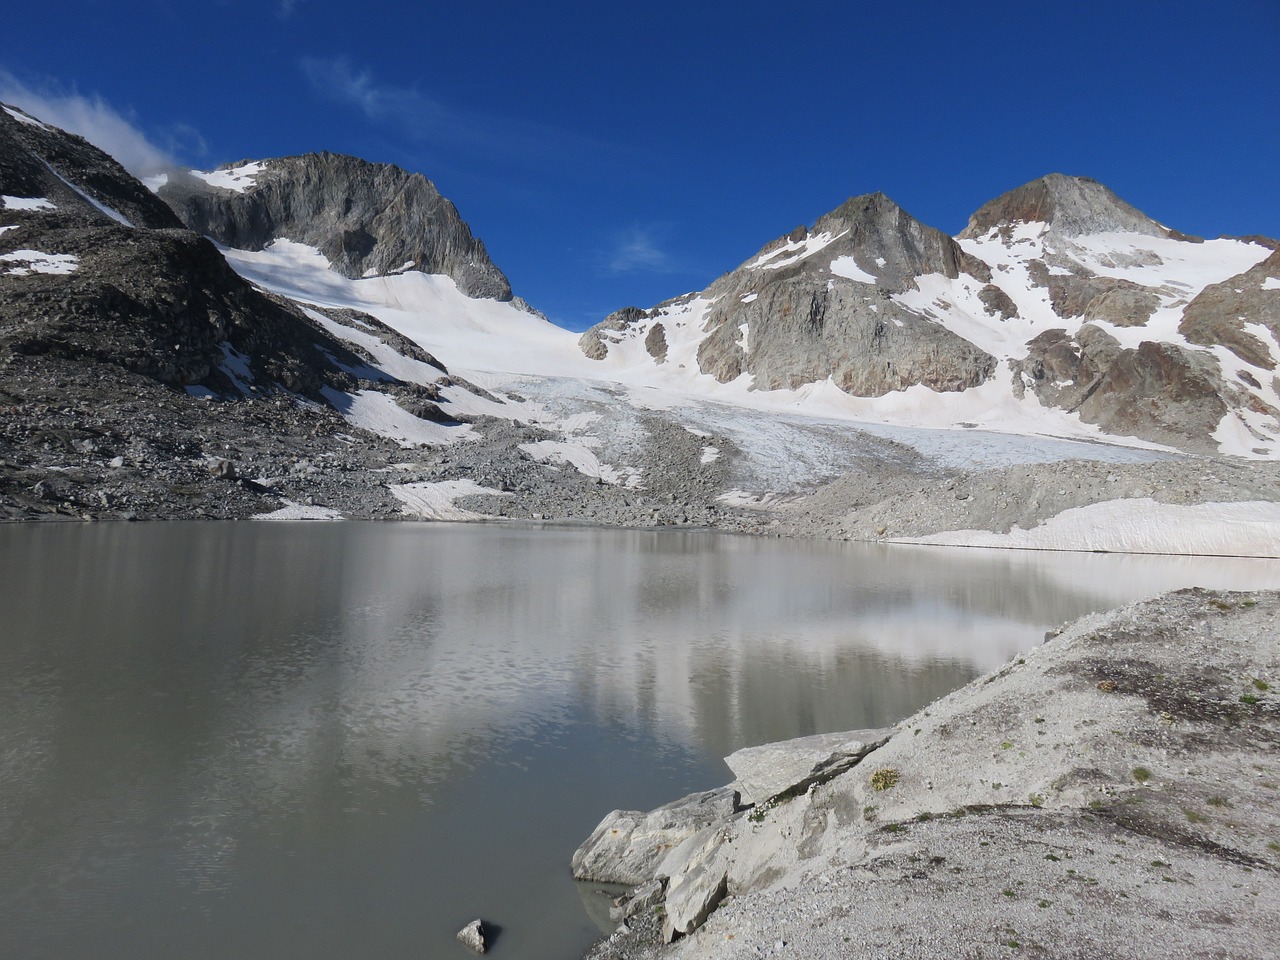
[1,522,1276,960]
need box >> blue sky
[3,0,1277,330]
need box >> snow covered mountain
[580,175,1279,457]
[3,102,1278,556]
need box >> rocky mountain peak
[158,152,514,301]
[799,191,990,289]
[959,173,1169,240]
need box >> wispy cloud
[277,0,303,18]
[298,55,627,178]
[0,70,190,175]
[603,227,680,275]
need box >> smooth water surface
[2,522,1277,960]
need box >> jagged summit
[959,173,1169,240]
[158,152,513,301]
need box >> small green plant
[1000,741,1014,750]
[882,822,905,834]
[1184,807,1209,824]
[1151,859,1170,868]
[1241,694,1261,705]
[1132,767,1152,783]
[1002,888,1015,898]
[1028,793,1045,808]
[1266,841,1280,853]
[1044,853,1060,862]
[1253,678,1270,691]
[1036,899,1051,908]
[1207,796,1232,808]
[863,805,878,822]
[870,767,900,792]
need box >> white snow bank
[43,161,132,226]
[829,255,878,284]
[748,230,847,271]
[192,162,265,193]
[2,249,78,276]
[2,196,54,211]
[1263,277,1280,291]
[252,500,345,521]
[390,479,510,520]
[0,225,17,237]
[319,387,475,447]
[518,439,639,486]
[3,105,49,129]
[895,499,1280,558]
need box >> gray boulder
[455,919,487,954]
[725,728,892,806]
[570,785,739,885]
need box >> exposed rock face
[584,192,1000,398]
[571,786,739,886]
[158,153,513,300]
[959,172,1170,240]
[1181,248,1280,369]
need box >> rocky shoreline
[573,588,1280,959]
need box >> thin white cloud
[0,71,181,176]
[604,227,678,275]
[298,55,627,178]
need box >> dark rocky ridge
[158,153,513,300]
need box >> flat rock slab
[725,728,891,806]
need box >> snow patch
[1263,277,1280,292]
[319,387,475,447]
[252,500,345,521]
[3,105,49,129]
[192,161,266,193]
[829,255,878,284]
[390,479,510,520]
[740,292,758,303]
[518,439,639,486]
[218,342,255,394]
[700,445,720,464]
[1,249,78,276]
[748,230,847,271]
[0,225,18,237]
[2,196,54,211]
[143,173,169,193]
[43,162,132,226]
[896,499,1280,558]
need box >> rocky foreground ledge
[574,588,1280,959]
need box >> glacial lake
[2,521,1278,960]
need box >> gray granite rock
[571,786,740,885]
[724,728,892,806]
[455,919,487,954]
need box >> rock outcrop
[581,589,1280,957]
[158,153,514,300]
